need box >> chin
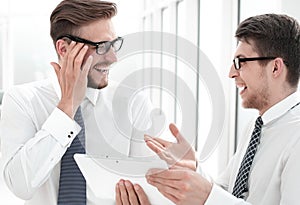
[98,83,108,89]
[87,78,108,89]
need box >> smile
[93,66,109,74]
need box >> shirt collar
[85,87,100,106]
[51,76,99,106]
[262,91,300,125]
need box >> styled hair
[50,0,117,44]
[235,14,300,87]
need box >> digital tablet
[74,154,174,205]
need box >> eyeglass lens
[97,38,123,55]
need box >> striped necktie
[57,107,86,205]
[232,116,263,198]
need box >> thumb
[50,62,61,77]
[169,123,185,143]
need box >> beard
[87,73,109,89]
[242,68,270,111]
[243,89,269,110]
[242,81,270,111]
[87,62,111,89]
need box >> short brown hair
[50,0,117,45]
[235,14,300,87]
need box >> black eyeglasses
[57,34,124,55]
[233,56,276,70]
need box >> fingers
[66,42,86,68]
[147,168,185,180]
[146,175,180,204]
[144,135,169,148]
[53,41,90,81]
[116,179,151,205]
[144,134,172,153]
[169,123,185,143]
[145,138,164,154]
[115,183,122,205]
[60,41,88,74]
[125,180,139,204]
[144,140,172,164]
[144,123,187,151]
[134,184,151,205]
[117,180,130,205]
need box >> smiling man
[142,14,300,205]
[0,0,154,205]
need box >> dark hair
[50,0,117,45]
[235,14,300,87]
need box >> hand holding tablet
[74,154,174,205]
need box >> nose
[104,47,118,63]
[228,64,239,79]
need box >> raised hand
[144,123,197,171]
[51,41,93,118]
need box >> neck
[259,87,297,115]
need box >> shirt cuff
[205,184,245,205]
[42,107,81,147]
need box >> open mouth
[94,68,109,74]
[93,65,110,74]
[237,84,247,95]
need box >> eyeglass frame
[233,56,277,70]
[56,34,124,55]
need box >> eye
[97,43,106,50]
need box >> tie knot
[255,116,263,129]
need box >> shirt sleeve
[203,119,263,205]
[201,151,250,204]
[205,184,252,205]
[0,91,81,200]
[280,139,300,204]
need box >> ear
[272,57,285,78]
[55,39,69,58]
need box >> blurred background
[0,0,300,204]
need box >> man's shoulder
[4,78,54,101]
[8,78,51,91]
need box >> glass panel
[177,0,198,144]
[10,16,56,85]
[162,7,176,125]
[0,23,4,90]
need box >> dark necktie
[57,107,86,205]
[232,116,263,198]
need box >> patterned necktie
[232,116,263,198]
[57,107,86,205]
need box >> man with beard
[138,14,300,205]
[0,0,153,204]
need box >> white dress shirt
[0,77,157,205]
[205,91,300,205]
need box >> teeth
[236,84,246,89]
[240,86,247,91]
[94,66,109,74]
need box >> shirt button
[70,131,74,135]
[68,135,71,138]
